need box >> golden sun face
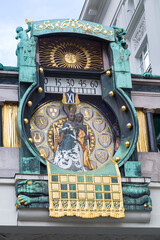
[50,41,90,69]
[64,53,77,64]
[39,37,103,71]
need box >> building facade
[80,0,160,75]
[80,0,160,238]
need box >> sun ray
[39,37,103,70]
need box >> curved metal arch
[101,72,139,167]
[32,19,115,42]
[18,69,46,166]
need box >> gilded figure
[53,112,93,171]
[75,113,93,170]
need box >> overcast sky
[0,0,85,67]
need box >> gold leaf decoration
[34,19,113,37]
[39,37,103,71]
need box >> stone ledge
[0,70,19,77]
[132,78,160,85]
[14,174,151,183]
[0,147,19,177]
[0,84,18,102]
[131,91,160,108]
[17,209,151,225]
[121,177,150,183]
[14,174,151,184]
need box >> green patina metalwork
[15,19,151,212]
[18,82,40,174]
[101,75,139,168]
[16,21,36,68]
[132,73,160,79]
[110,42,132,89]
[111,27,132,89]
[32,19,115,42]
[18,78,45,173]
[123,183,152,211]
[15,180,49,208]
[0,63,19,71]
[16,21,42,174]
[16,21,139,174]
[101,27,139,168]
[124,161,141,177]
[15,180,151,211]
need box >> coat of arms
[46,105,60,119]
[92,118,106,132]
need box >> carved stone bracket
[123,182,152,211]
[132,14,146,50]
[15,179,152,212]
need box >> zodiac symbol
[97,151,105,160]
[34,133,42,143]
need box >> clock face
[44,76,101,95]
[30,100,115,171]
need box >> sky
[0,0,85,67]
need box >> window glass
[140,54,144,73]
[144,50,150,71]
[139,43,151,73]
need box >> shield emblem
[34,115,48,129]
[95,149,108,164]
[31,131,44,145]
[92,118,106,132]
[80,107,93,121]
[46,105,60,119]
[98,133,111,148]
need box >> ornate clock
[16,19,144,218]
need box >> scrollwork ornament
[34,19,113,38]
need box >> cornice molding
[0,84,18,102]
[131,91,160,109]
[0,84,18,90]
[132,78,160,86]
[79,0,111,23]
[126,0,144,40]
[0,70,19,79]
[132,91,160,98]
